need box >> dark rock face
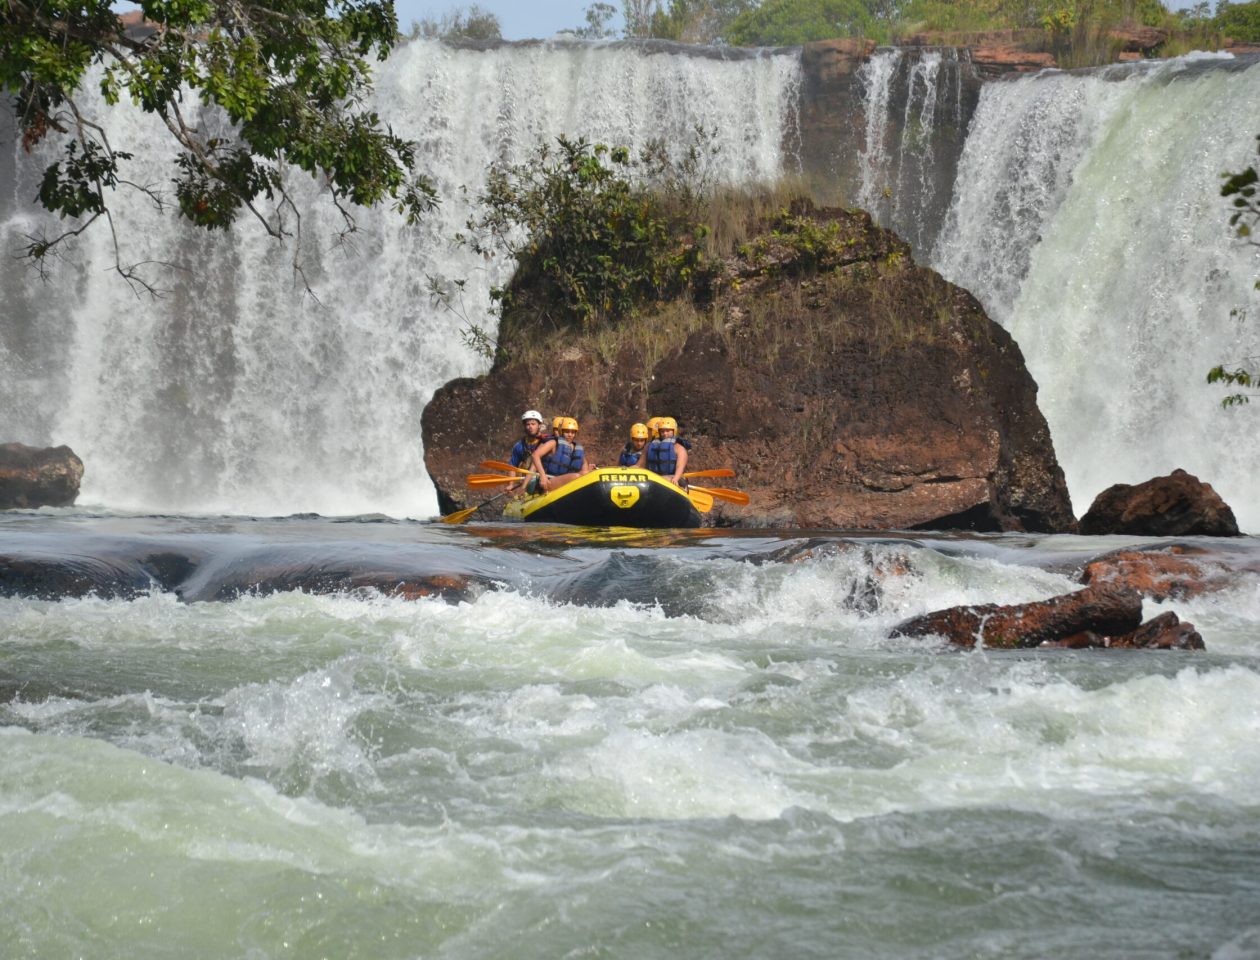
[1079,469,1240,537]
[0,443,84,508]
[797,40,982,257]
[891,583,1144,649]
[1107,611,1204,650]
[424,205,1075,533]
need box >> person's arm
[531,439,557,491]
[671,441,688,485]
[506,442,524,492]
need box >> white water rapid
[932,54,1260,531]
[0,40,799,517]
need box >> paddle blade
[690,484,750,506]
[682,469,735,479]
[687,488,715,513]
[467,476,520,487]
[480,460,532,475]
[440,504,481,524]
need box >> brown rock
[1080,544,1233,600]
[891,583,1143,649]
[896,30,1057,76]
[1107,611,1204,650]
[1107,24,1168,53]
[0,443,84,509]
[423,205,1076,532]
[1079,469,1240,537]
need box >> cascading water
[0,40,800,517]
[855,47,974,255]
[932,54,1260,530]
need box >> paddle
[480,460,532,475]
[687,488,715,513]
[481,460,732,481]
[688,484,750,506]
[440,490,509,524]
[467,475,524,487]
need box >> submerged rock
[1079,469,1240,537]
[423,204,1075,532]
[0,443,83,509]
[1080,544,1235,601]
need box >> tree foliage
[2,0,437,291]
[1208,133,1260,407]
[568,2,618,38]
[460,134,713,333]
[408,4,502,40]
[647,0,758,43]
[1215,0,1260,40]
[724,0,883,46]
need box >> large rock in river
[1079,468,1239,537]
[423,204,1075,531]
[0,443,83,509]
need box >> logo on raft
[609,485,641,509]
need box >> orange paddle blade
[467,476,520,487]
[682,469,735,479]
[479,460,532,475]
[689,484,749,506]
[687,488,714,513]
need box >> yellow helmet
[630,423,649,440]
[658,416,678,434]
[551,415,564,432]
[559,417,579,433]
[646,416,664,438]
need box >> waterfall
[0,40,800,517]
[932,54,1260,530]
[855,47,974,255]
[4,40,1259,529]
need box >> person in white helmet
[508,409,548,494]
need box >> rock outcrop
[892,583,1205,650]
[423,204,1075,532]
[0,443,84,509]
[1079,469,1240,537]
[891,583,1144,649]
[1079,544,1237,601]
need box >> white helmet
[521,409,544,423]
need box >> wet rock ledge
[0,443,83,509]
[423,202,1075,533]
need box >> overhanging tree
[1207,133,1260,407]
[2,0,437,291]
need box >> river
[3,512,1259,957]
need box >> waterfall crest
[0,40,800,517]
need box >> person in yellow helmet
[642,416,688,485]
[619,423,649,467]
[531,416,593,492]
[646,416,664,440]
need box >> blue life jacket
[618,444,643,467]
[543,438,584,475]
[678,437,692,451]
[644,439,680,476]
[509,433,550,468]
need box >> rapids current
[2,513,1260,957]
